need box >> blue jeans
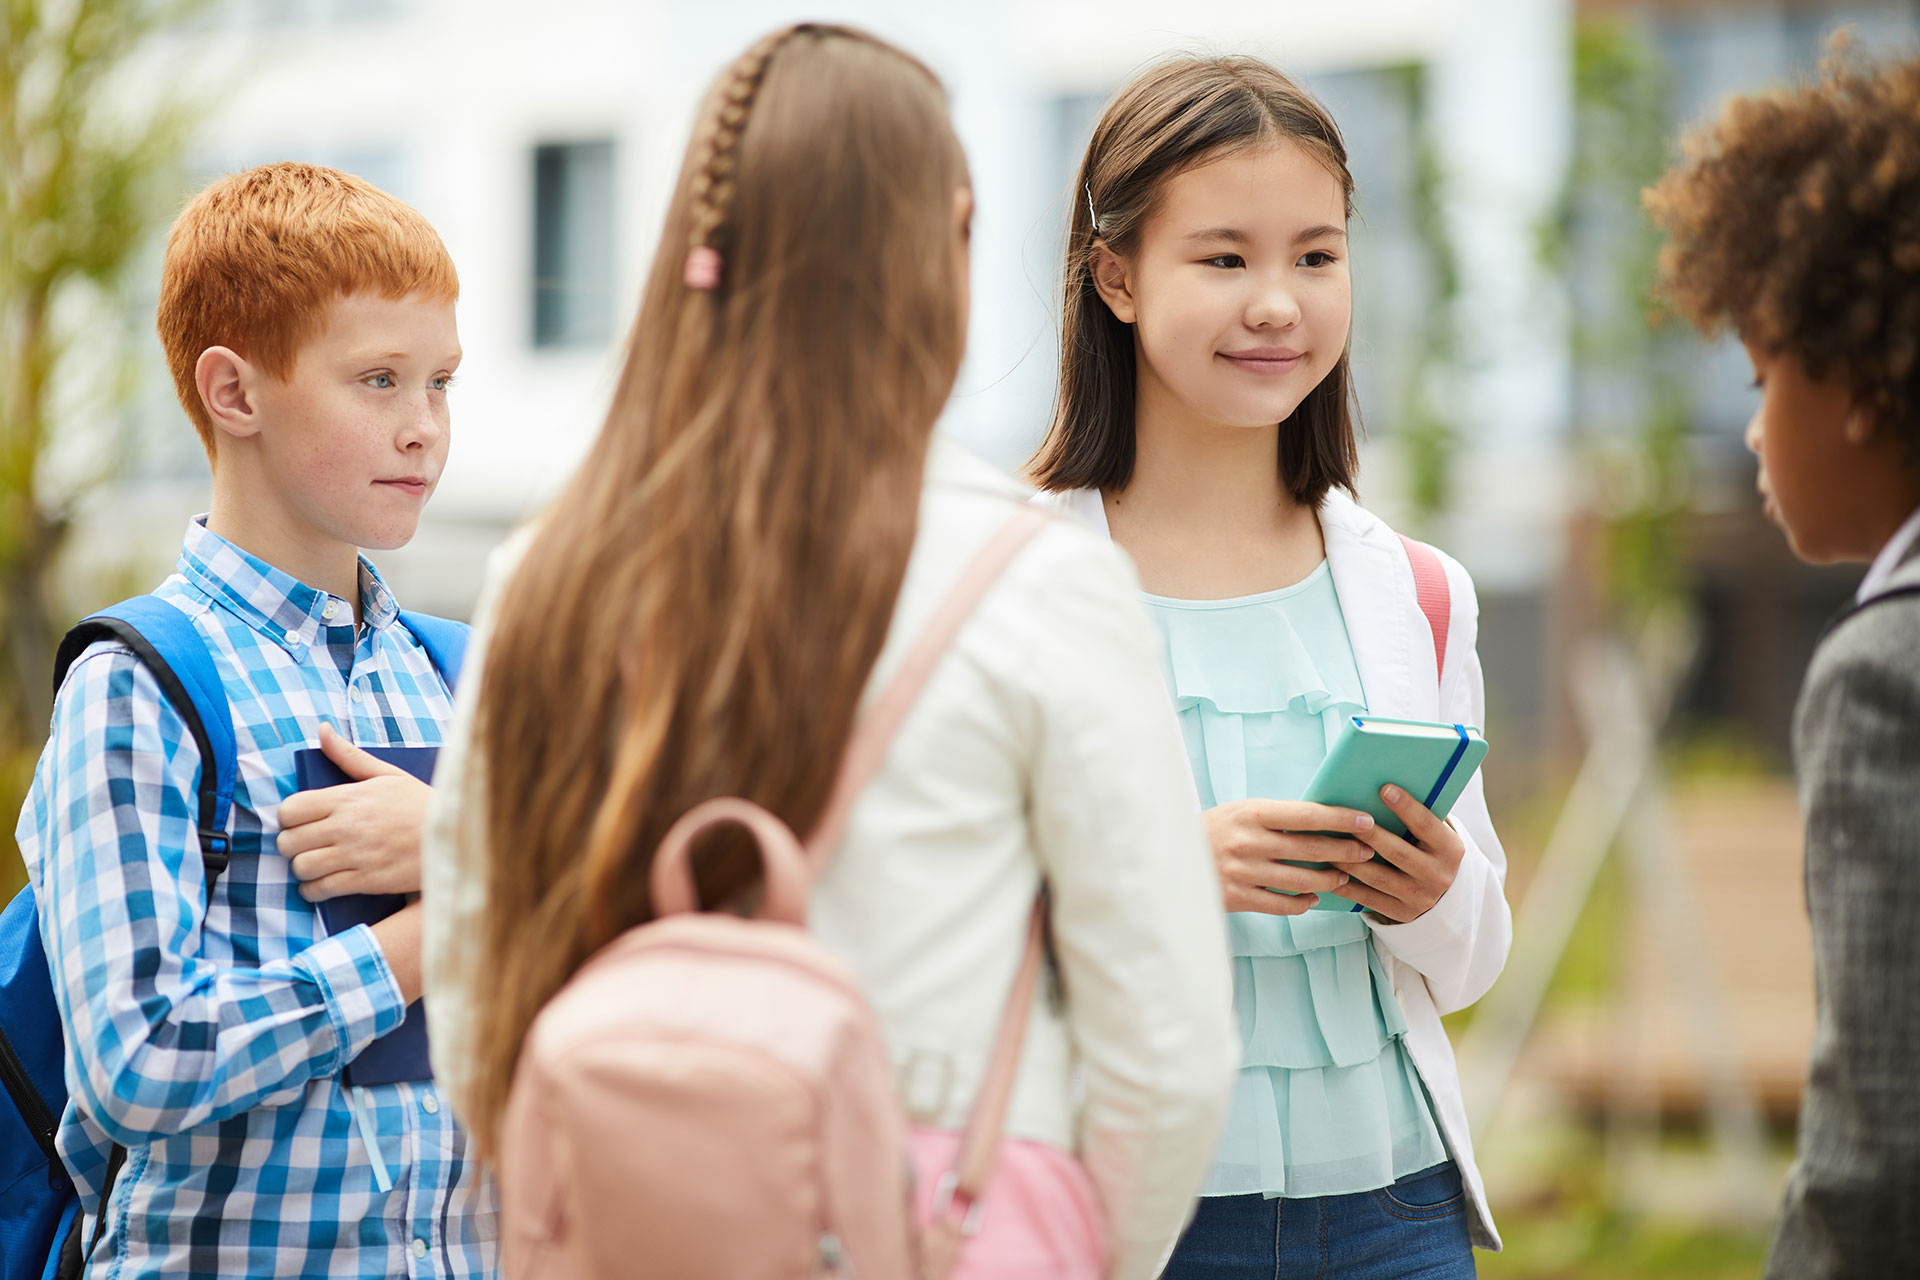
[1161,1162,1476,1279]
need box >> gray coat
[1767,540,1920,1279]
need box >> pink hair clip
[684,245,722,290]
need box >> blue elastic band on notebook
[1421,724,1472,812]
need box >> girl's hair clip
[684,245,723,290]
[1084,183,1099,234]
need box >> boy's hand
[1204,799,1379,916]
[369,901,426,1004]
[1329,785,1466,922]
[278,724,431,901]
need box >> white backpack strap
[803,507,1050,863]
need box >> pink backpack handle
[1397,533,1451,686]
[651,796,813,926]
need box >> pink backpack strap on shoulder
[804,506,1053,1280]
[806,507,1051,862]
[1397,533,1451,686]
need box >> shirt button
[323,600,340,621]
[411,1238,428,1259]
[421,1091,439,1115]
[350,687,364,704]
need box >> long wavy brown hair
[462,23,969,1157]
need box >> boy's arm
[23,647,410,1148]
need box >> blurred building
[1566,0,1920,762]
[78,0,1920,799]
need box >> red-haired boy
[16,163,495,1278]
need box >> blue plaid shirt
[17,520,497,1279]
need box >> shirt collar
[178,517,401,654]
[1857,504,1920,604]
[923,432,1038,504]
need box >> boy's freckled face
[1742,342,1865,562]
[248,292,459,554]
[1116,140,1351,431]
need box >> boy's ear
[195,346,262,441]
[1089,241,1138,325]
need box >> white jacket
[1034,484,1510,1252]
[421,436,1239,1280]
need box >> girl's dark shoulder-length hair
[1028,55,1360,506]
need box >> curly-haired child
[1648,43,1920,1280]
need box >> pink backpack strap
[801,506,1052,1278]
[1397,533,1451,686]
[918,893,1049,1278]
[805,507,1050,863]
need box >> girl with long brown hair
[1031,57,1511,1276]
[417,24,1236,1279]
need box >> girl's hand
[1203,799,1380,916]
[1331,785,1465,922]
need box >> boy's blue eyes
[363,373,456,390]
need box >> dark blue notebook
[292,744,439,1087]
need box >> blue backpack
[0,597,466,1280]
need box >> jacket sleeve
[1363,550,1513,1015]
[19,648,406,1148]
[421,534,525,1126]
[1766,619,1920,1279]
[1020,527,1239,1280]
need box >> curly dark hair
[1645,40,1920,459]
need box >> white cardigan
[420,437,1239,1280]
[1033,485,1510,1252]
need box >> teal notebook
[1280,715,1489,913]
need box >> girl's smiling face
[1093,139,1351,432]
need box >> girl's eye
[1300,251,1338,268]
[431,374,456,392]
[1203,254,1244,270]
[366,372,395,389]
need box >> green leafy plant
[1,0,215,894]
[1540,16,1695,629]
[1390,60,1461,530]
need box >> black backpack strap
[64,1145,126,1276]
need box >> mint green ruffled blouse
[1142,562,1448,1199]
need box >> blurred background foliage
[1,0,214,899]
[1546,15,1696,630]
[1392,58,1463,532]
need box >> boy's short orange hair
[157,162,459,458]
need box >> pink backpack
[498,510,1059,1280]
